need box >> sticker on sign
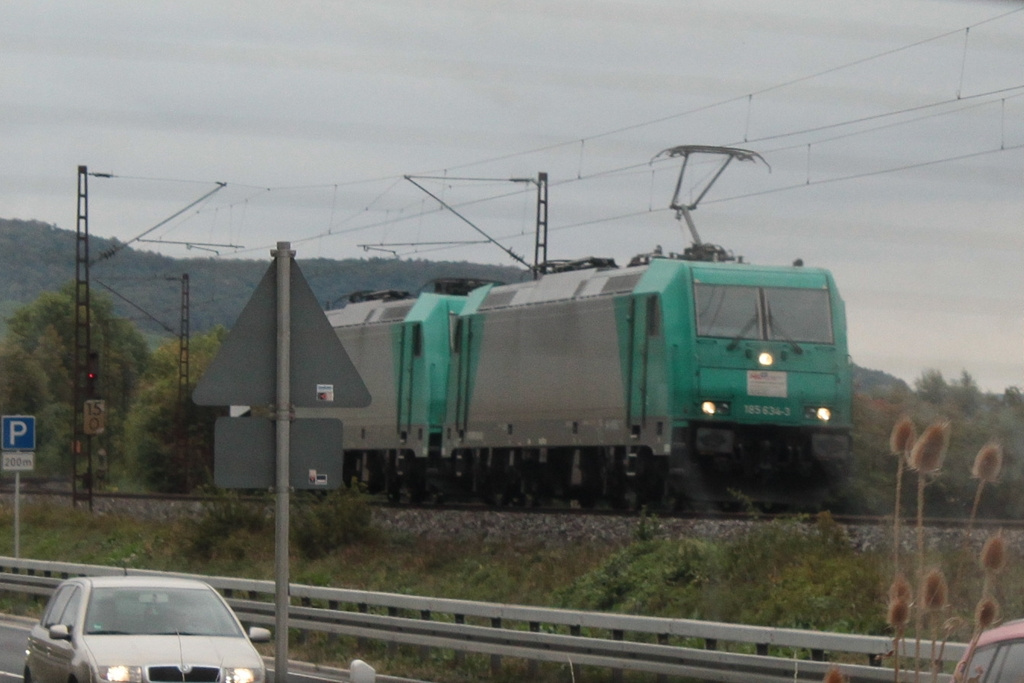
[2,452,35,472]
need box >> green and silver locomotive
[328,146,852,509]
[329,256,851,509]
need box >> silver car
[25,576,271,683]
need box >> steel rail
[0,557,960,683]
[3,489,1024,531]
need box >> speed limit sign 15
[84,400,106,435]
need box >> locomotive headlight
[757,352,774,366]
[804,406,832,422]
[701,400,731,416]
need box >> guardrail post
[757,643,768,656]
[327,600,339,646]
[454,615,465,666]
[420,610,432,659]
[356,603,367,650]
[657,634,669,683]
[706,638,718,650]
[387,607,398,657]
[529,622,540,677]
[612,630,624,683]
[490,617,502,674]
[299,597,312,644]
[570,625,582,681]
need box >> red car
[957,619,1024,683]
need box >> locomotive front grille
[147,666,220,682]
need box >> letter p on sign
[2,416,35,451]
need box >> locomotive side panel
[332,322,400,450]
[456,295,629,448]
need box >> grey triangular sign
[193,257,371,408]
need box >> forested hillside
[0,217,528,338]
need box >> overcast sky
[3,0,1023,391]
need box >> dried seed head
[889,574,912,602]
[823,666,848,683]
[981,533,1007,575]
[976,597,1000,630]
[921,569,948,611]
[887,596,910,629]
[890,416,916,456]
[910,420,950,474]
[972,442,1004,483]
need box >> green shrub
[554,538,711,615]
[185,491,271,561]
[291,486,373,560]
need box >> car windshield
[694,283,834,345]
[84,587,243,637]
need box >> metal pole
[14,471,20,558]
[273,242,293,683]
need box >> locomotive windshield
[694,283,833,344]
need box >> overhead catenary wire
[91,180,227,264]
[85,5,1024,263]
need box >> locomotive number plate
[743,404,791,417]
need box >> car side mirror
[248,626,271,643]
[48,624,71,641]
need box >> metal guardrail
[0,557,962,683]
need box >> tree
[123,327,227,492]
[0,283,150,479]
[914,369,948,406]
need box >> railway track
[1,483,1021,533]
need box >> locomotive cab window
[764,287,833,344]
[695,283,833,344]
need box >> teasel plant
[890,416,917,574]
[967,442,1003,533]
[918,568,955,683]
[875,417,1007,683]
[953,534,1006,683]
[908,420,951,683]
[887,574,912,683]
[823,665,849,683]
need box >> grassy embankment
[0,487,1018,683]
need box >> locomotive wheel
[634,453,668,510]
[407,456,427,504]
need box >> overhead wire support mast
[73,166,94,510]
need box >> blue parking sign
[2,416,36,451]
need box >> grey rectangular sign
[213,417,344,490]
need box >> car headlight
[98,666,142,683]
[224,668,262,683]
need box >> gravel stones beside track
[370,507,1014,554]
[2,492,1015,555]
